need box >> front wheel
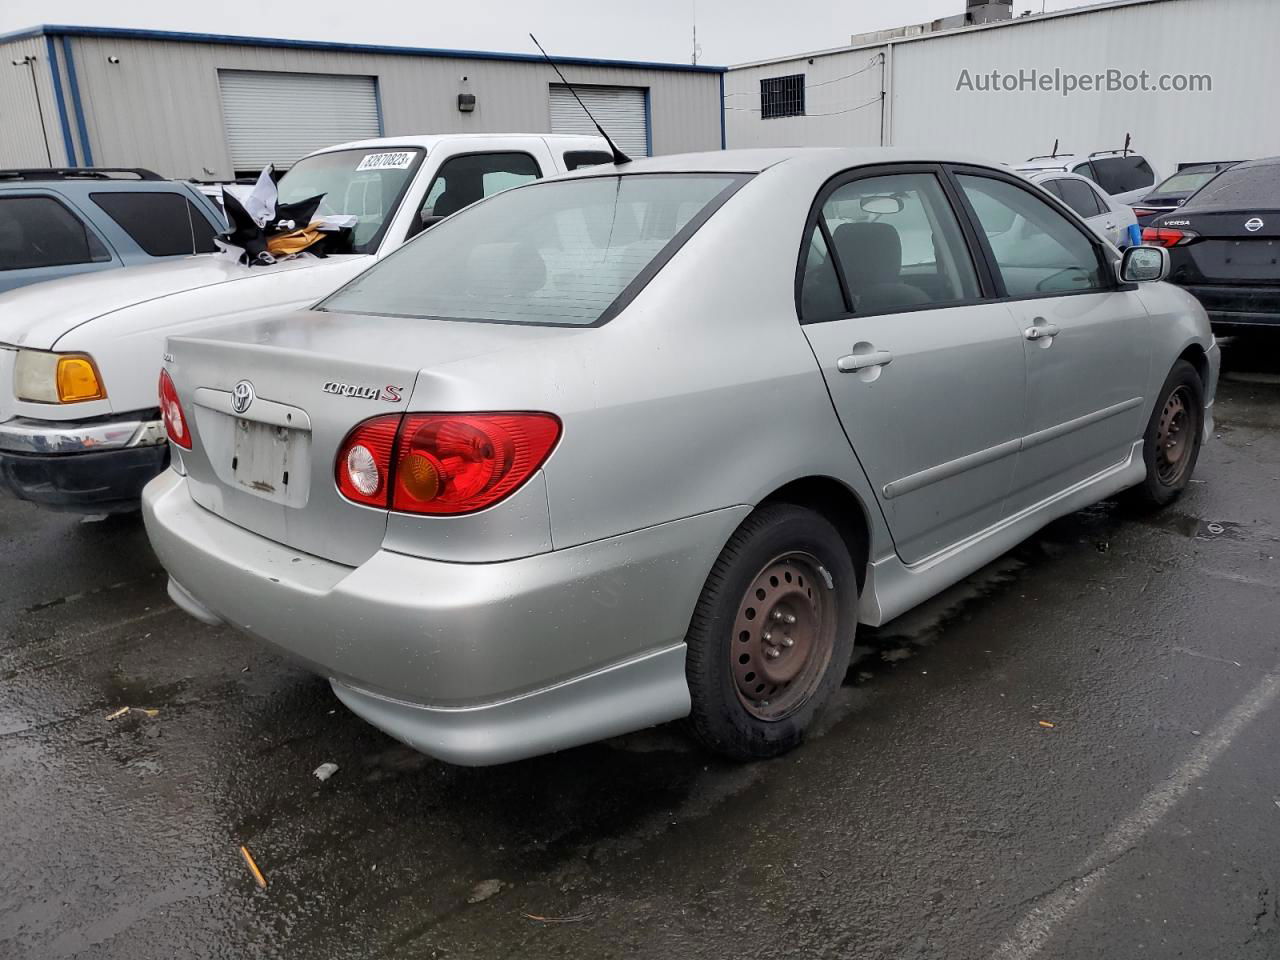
[1125,359,1205,508]
[685,504,858,760]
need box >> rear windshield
[1184,163,1280,210]
[320,173,743,326]
[1086,156,1155,195]
[1150,169,1221,199]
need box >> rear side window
[419,152,542,221]
[1087,156,1155,195]
[564,150,614,171]
[1184,163,1280,210]
[324,173,743,326]
[1053,179,1107,218]
[91,192,219,256]
[959,175,1106,297]
[804,172,979,318]
[0,196,112,271]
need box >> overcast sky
[3,0,1094,65]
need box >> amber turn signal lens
[55,355,104,403]
[397,452,443,504]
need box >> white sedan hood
[0,254,348,350]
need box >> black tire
[685,503,858,760]
[1124,359,1205,509]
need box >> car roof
[1025,169,1094,184]
[0,176,204,196]
[1224,156,1280,170]
[547,146,1017,180]
[308,133,610,157]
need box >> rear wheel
[1125,360,1204,508]
[685,504,858,760]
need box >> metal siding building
[725,0,1280,177]
[0,25,724,179]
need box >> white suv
[1017,149,1160,206]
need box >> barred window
[760,74,805,119]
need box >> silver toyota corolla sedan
[143,148,1219,765]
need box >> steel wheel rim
[730,551,836,722]
[1156,385,1194,486]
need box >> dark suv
[0,168,225,293]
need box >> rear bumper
[0,415,167,513]
[142,470,749,765]
[1179,284,1280,328]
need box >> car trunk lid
[167,309,578,566]
[1171,210,1280,284]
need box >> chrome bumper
[0,415,165,455]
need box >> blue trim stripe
[11,25,725,74]
[60,36,93,166]
[718,72,726,149]
[643,88,653,157]
[373,77,385,136]
[45,35,77,165]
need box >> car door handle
[837,349,894,372]
[1024,323,1060,341]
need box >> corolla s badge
[1246,217,1265,233]
[232,380,255,414]
[323,381,404,402]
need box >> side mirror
[1119,245,1170,283]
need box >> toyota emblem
[232,380,255,415]
[1246,217,1265,233]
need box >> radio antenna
[530,33,631,165]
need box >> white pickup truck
[0,133,611,513]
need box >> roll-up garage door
[218,70,381,173]
[549,85,649,157]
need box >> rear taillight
[334,415,400,508]
[335,412,560,515]
[1131,208,1161,219]
[1142,226,1198,247]
[158,369,192,449]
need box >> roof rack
[1027,138,1072,163]
[0,167,164,182]
[1090,133,1135,159]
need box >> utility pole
[691,0,702,65]
[11,55,53,166]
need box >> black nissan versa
[1144,157,1280,331]
[1131,162,1237,227]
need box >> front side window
[806,172,979,318]
[322,173,742,326]
[760,74,805,119]
[1052,179,1106,219]
[274,148,425,254]
[1088,156,1156,195]
[959,174,1106,297]
[417,153,542,228]
[0,196,111,271]
[91,192,219,256]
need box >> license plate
[1227,241,1278,268]
[232,419,298,500]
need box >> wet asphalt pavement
[3,339,1280,960]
